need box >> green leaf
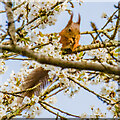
[113,53,118,57]
[115,48,120,53]
[79,51,83,57]
[77,77,84,82]
[39,31,44,37]
[20,37,30,45]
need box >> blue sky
[0,1,118,118]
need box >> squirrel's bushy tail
[18,67,49,103]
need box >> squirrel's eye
[68,28,72,32]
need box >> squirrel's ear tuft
[67,12,73,26]
[77,13,81,25]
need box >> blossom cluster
[86,48,109,62]
[22,95,56,118]
[100,81,117,97]
[0,72,21,118]
[14,0,68,32]
[22,96,42,118]
[0,59,7,75]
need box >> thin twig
[0,28,6,33]
[4,57,31,60]
[111,100,120,105]
[13,82,41,94]
[73,40,119,54]
[68,77,111,102]
[0,52,17,59]
[40,101,80,118]
[30,42,51,50]
[40,103,66,119]
[1,104,28,119]
[40,83,61,99]
[102,10,118,29]
[81,27,115,35]
[94,9,118,41]
[0,1,26,13]
[102,31,111,39]
[91,22,120,62]
[45,87,67,99]
[110,7,120,40]
[0,90,23,98]
[0,83,41,98]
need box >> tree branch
[0,90,23,98]
[2,104,28,119]
[94,9,118,41]
[0,1,26,13]
[110,6,120,40]
[68,77,111,103]
[40,103,67,119]
[5,1,16,45]
[40,101,80,118]
[46,87,67,99]
[0,45,120,75]
[74,40,119,53]
[40,83,61,99]
[80,27,115,35]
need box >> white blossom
[101,12,107,18]
[109,81,117,90]
[80,112,89,118]
[0,105,7,118]
[49,96,57,104]
[32,95,39,103]
[23,96,31,104]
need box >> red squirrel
[59,12,81,51]
[19,13,81,102]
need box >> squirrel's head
[59,13,81,51]
[66,12,81,36]
[60,12,81,38]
